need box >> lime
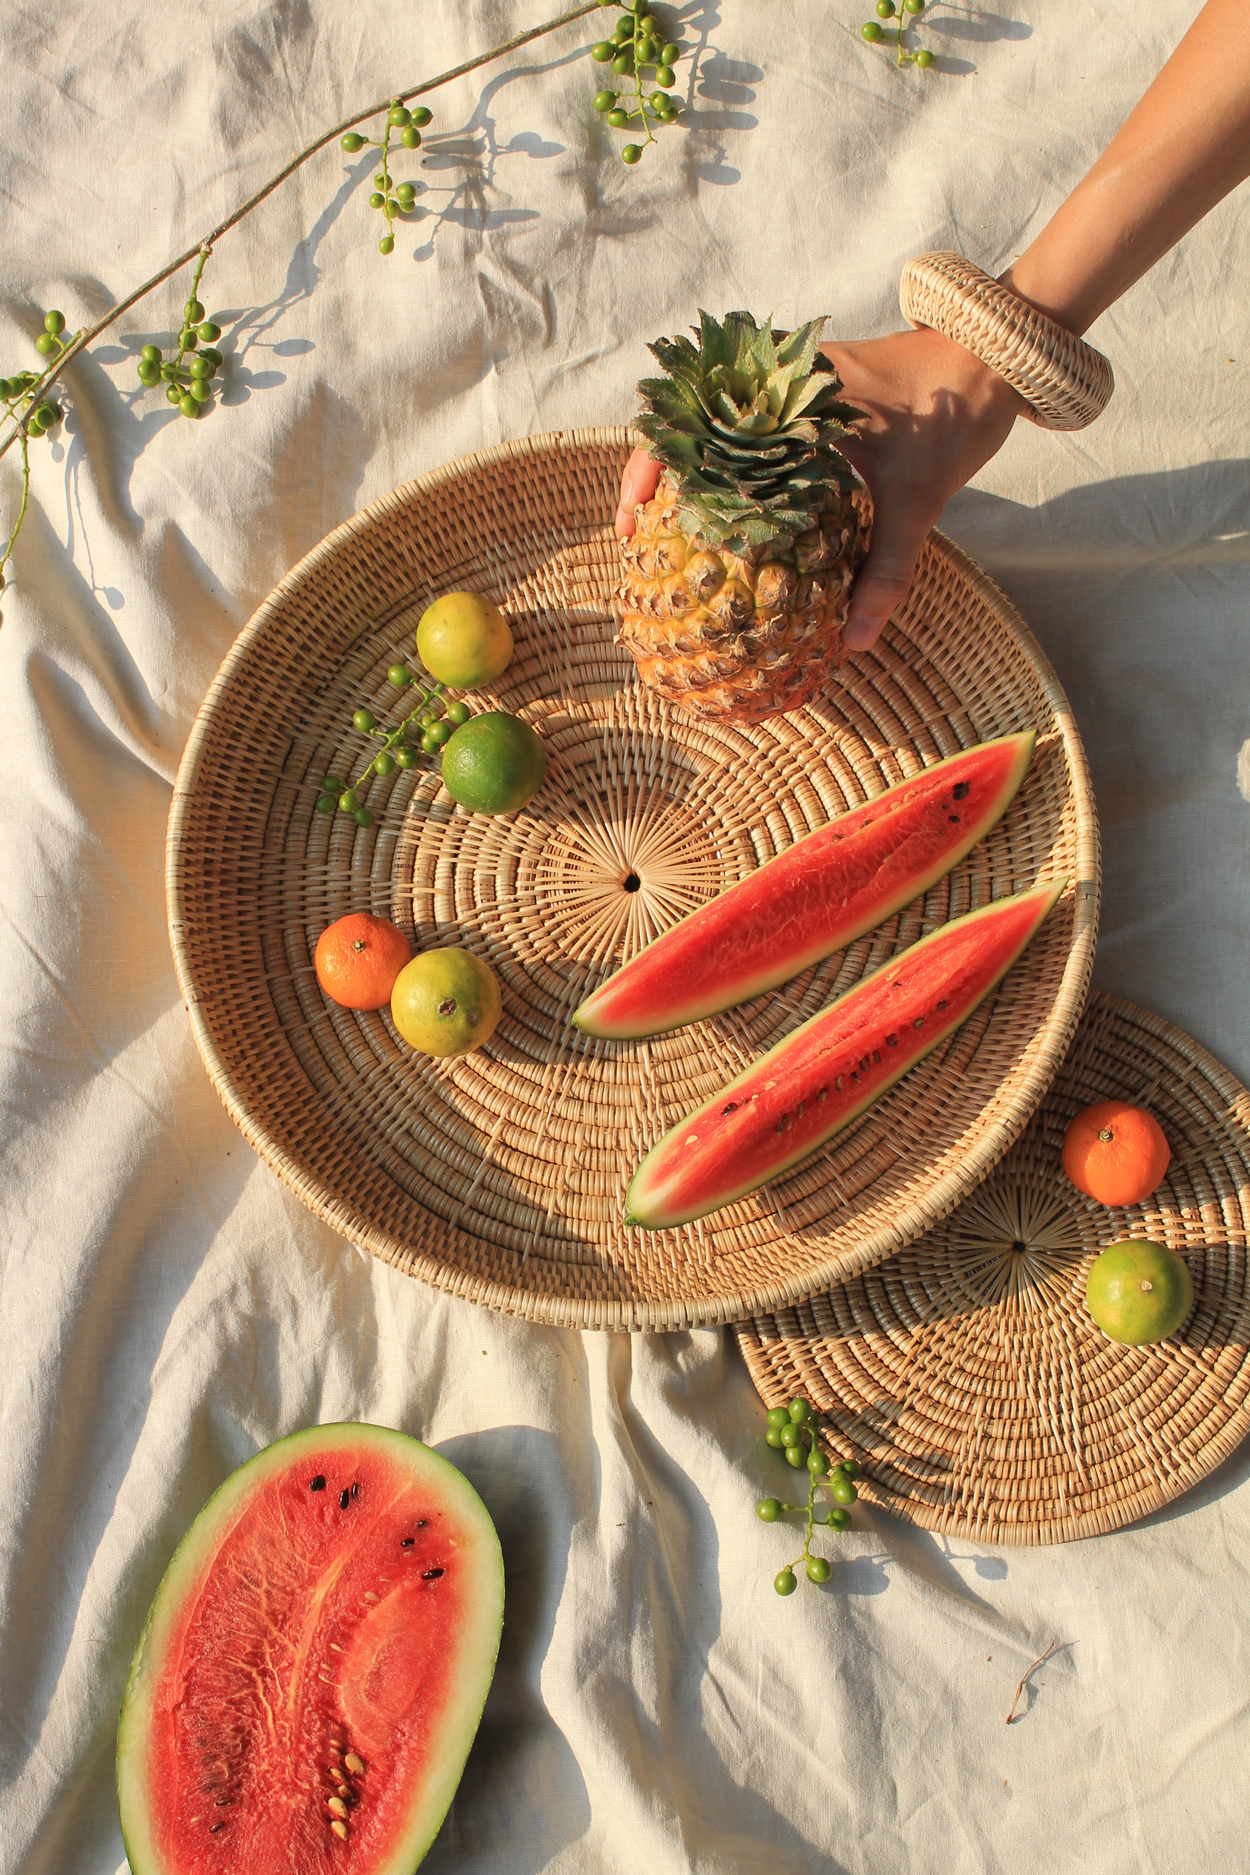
[1085,1240,1194,1346]
[440,711,546,815]
[416,592,513,688]
[390,948,502,1057]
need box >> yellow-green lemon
[390,948,502,1057]
[440,711,546,815]
[416,592,513,688]
[1085,1240,1194,1346]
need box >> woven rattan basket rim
[167,427,1099,1329]
[736,990,1250,1542]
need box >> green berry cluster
[135,250,225,419]
[2,311,66,436]
[0,311,70,592]
[315,666,472,827]
[341,102,432,255]
[861,0,935,67]
[756,1396,862,1595]
[590,0,683,163]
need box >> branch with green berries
[340,102,435,255]
[133,248,225,421]
[315,666,470,829]
[0,311,68,591]
[861,0,935,69]
[590,0,685,163]
[756,1396,862,1595]
[0,1,715,604]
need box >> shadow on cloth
[429,1425,592,1872]
[943,459,1250,1076]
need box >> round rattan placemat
[737,994,1250,1542]
[167,426,1098,1329]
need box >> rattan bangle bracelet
[899,251,1115,432]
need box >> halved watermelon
[117,1424,504,1875]
[573,731,1034,1039]
[624,880,1063,1228]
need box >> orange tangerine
[314,913,412,1011]
[1061,1099,1171,1208]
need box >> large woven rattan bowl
[167,427,1099,1329]
[737,994,1250,1543]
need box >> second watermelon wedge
[573,731,1035,1039]
[624,880,1063,1229]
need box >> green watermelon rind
[572,731,1035,1040]
[624,880,1065,1229]
[116,1423,505,1875]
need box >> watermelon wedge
[117,1424,504,1875]
[573,731,1035,1040]
[624,880,1063,1229]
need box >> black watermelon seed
[886,1034,898,1047]
[351,1482,359,1499]
[937,999,948,1010]
[401,1538,414,1548]
[872,1049,881,1064]
[850,1071,859,1083]
[339,1489,350,1510]
[913,1017,925,1027]
[953,781,970,800]
[417,1519,427,1528]
[859,1056,870,1072]
[816,1087,827,1102]
[721,1100,739,1115]
[422,1568,444,1580]
[310,1476,326,1492]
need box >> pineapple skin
[617,473,873,722]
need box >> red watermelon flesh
[117,1425,504,1875]
[624,881,1063,1228]
[573,731,1035,1040]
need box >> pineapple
[618,310,872,722]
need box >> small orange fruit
[314,913,412,1011]
[1061,1099,1171,1207]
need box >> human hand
[821,328,1023,647]
[614,326,1023,651]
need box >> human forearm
[1001,0,1250,333]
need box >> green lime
[416,591,514,687]
[440,711,545,815]
[390,947,502,1057]
[1085,1240,1193,1345]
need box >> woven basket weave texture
[738,994,1250,1543]
[167,427,1098,1329]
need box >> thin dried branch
[1005,1641,1056,1725]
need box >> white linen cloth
[2,2,1248,1870]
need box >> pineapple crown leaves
[634,310,864,553]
